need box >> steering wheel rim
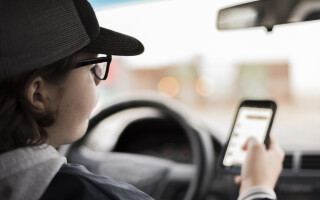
[66,98,214,200]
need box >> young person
[0,0,284,199]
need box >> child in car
[0,0,284,199]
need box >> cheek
[61,72,99,122]
[60,81,98,141]
[73,79,99,118]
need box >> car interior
[60,0,320,199]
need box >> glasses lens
[94,62,107,79]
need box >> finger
[242,137,258,151]
[268,136,275,149]
[268,136,285,159]
[268,136,283,153]
[234,176,242,185]
[242,138,251,150]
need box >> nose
[94,77,101,86]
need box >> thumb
[242,137,258,151]
[234,175,242,185]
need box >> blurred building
[235,62,291,101]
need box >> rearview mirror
[217,0,320,32]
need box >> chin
[76,120,89,140]
[65,129,87,145]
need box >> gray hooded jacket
[0,145,66,200]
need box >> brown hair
[0,55,76,153]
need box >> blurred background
[89,0,320,151]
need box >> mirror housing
[217,0,320,32]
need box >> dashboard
[113,117,320,200]
[113,117,193,164]
[276,153,320,200]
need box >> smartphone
[221,100,277,173]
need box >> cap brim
[81,28,144,56]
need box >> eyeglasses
[74,55,112,80]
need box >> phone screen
[223,106,273,167]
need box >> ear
[26,77,52,113]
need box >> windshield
[91,0,320,152]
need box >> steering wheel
[66,98,215,200]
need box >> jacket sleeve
[238,186,277,200]
[40,163,154,200]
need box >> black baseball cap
[0,0,144,77]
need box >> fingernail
[248,137,257,143]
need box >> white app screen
[223,107,273,167]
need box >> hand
[234,136,285,195]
